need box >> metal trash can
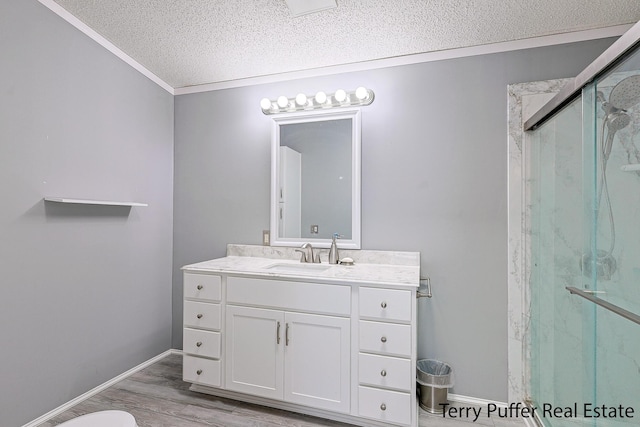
[416,359,454,413]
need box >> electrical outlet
[262,230,270,246]
[311,225,319,234]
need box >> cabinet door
[226,306,284,399]
[284,312,350,413]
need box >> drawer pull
[277,321,281,344]
[197,284,203,290]
[196,341,202,347]
[381,369,387,377]
[196,369,202,375]
[381,301,387,308]
[380,403,387,411]
[381,336,387,343]
[197,314,203,319]
[286,323,290,346]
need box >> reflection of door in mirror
[280,119,352,239]
[279,146,301,238]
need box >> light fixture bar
[260,87,374,115]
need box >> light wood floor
[39,353,525,427]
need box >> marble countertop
[182,245,420,288]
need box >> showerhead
[599,75,640,161]
[606,110,631,132]
[603,111,631,161]
[609,74,640,110]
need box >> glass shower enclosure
[526,24,640,427]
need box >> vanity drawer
[183,328,221,359]
[227,276,350,316]
[358,385,412,426]
[359,353,411,391]
[184,301,221,330]
[184,273,221,301]
[360,287,411,322]
[183,354,221,387]
[359,320,412,357]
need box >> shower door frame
[525,22,640,132]
[509,18,640,423]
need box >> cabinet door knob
[380,369,387,377]
[196,369,202,375]
[197,284,203,290]
[380,403,386,411]
[197,314,203,319]
[196,341,202,347]
[380,336,387,343]
[381,301,387,308]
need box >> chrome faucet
[295,243,320,263]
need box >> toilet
[57,410,137,427]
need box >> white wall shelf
[44,197,148,207]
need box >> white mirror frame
[270,108,361,249]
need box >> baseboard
[448,393,509,408]
[527,401,545,427]
[22,349,182,427]
[525,415,541,427]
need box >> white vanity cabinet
[182,250,419,427]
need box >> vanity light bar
[260,87,374,115]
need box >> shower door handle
[566,287,640,326]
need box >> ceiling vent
[284,0,337,17]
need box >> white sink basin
[265,263,332,274]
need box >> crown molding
[35,0,632,97]
[174,24,632,95]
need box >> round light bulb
[277,96,289,108]
[355,87,369,100]
[334,89,347,103]
[315,91,327,104]
[260,98,272,110]
[295,93,307,106]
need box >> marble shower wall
[508,78,570,403]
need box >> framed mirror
[270,109,361,249]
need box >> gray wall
[174,38,615,402]
[0,1,174,426]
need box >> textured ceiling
[51,0,640,89]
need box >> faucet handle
[294,249,307,263]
